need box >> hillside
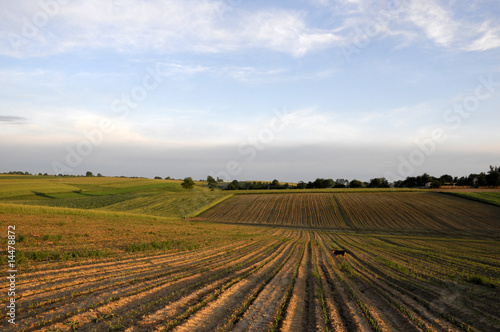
[0,175,229,219]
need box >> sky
[1,0,499,182]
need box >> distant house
[473,177,479,186]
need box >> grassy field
[1,176,499,331]
[440,191,500,207]
[0,176,230,219]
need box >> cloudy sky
[1,0,499,182]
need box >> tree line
[5,165,500,190]
[222,177,388,190]
[208,165,499,191]
[393,166,500,188]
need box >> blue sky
[1,0,499,182]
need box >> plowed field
[3,229,499,331]
[198,192,500,233]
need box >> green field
[0,176,230,219]
[441,191,500,207]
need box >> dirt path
[230,242,303,331]
[281,237,314,332]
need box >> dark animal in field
[332,249,348,258]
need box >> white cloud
[0,0,341,58]
[406,1,458,47]
[156,63,211,78]
[467,21,500,51]
[2,0,499,58]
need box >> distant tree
[251,181,268,190]
[439,174,454,184]
[477,172,488,187]
[207,175,217,191]
[334,179,348,188]
[181,177,195,190]
[349,179,364,188]
[296,181,306,189]
[415,173,431,187]
[154,176,162,179]
[455,176,467,186]
[487,166,500,187]
[368,178,389,188]
[392,180,404,188]
[430,180,442,189]
[270,179,281,189]
[225,180,240,190]
[231,179,241,189]
[325,179,335,188]
[307,178,335,189]
[403,176,418,188]
[97,173,103,177]
[85,171,94,177]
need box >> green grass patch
[380,258,418,278]
[42,234,63,242]
[468,275,496,288]
[125,240,200,252]
[0,249,109,264]
[440,191,500,207]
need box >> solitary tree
[85,171,94,177]
[181,177,195,190]
[207,175,217,191]
[270,179,281,189]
